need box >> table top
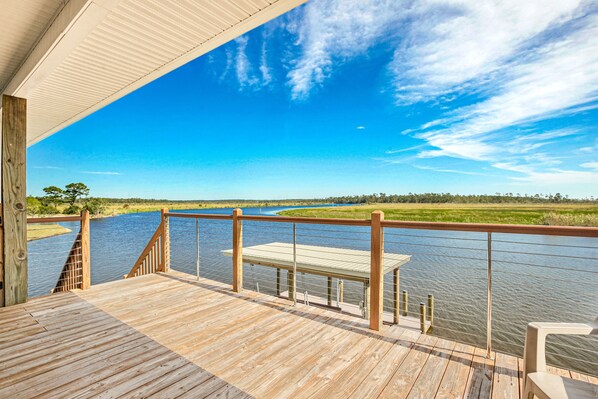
[222,242,411,280]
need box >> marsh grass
[279,203,598,226]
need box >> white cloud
[232,35,274,90]
[390,0,583,104]
[413,165,490,176]
[510,169,598,185]
[287,0,406,99]
[234,36,259,88]
[385,144,425,154]
[81,171,121,175]
[406,13,598,179]
[259,41,272,85]
[356,126,365,130]
[33,166,62,170]
[581,161,598,169]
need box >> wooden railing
[124,208,170,278]
[28,211,90,293]
[162,209,598,345]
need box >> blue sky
[28,0,598,199]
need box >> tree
[42,186,64,207]
[82,197,106,216]
[64,183,90,206]
[26,196,41,215]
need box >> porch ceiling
[0,0,306,146]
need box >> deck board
[0,270,594,399]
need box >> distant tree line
[325,192,597,204]
[27,182,106,216]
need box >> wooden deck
[0,271,595,399]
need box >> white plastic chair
[522,317,598,399]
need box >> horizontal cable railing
[160,209,597,376]
[26,211,90,297]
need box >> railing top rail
[164,212,232,220]
[27,216,82,224]
[381,220,598,238]
[167,210,598,237]
[239,214,371,227]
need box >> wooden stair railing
[53,211,90,293]
[125,209,170,279]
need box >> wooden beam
[2,95,28,306]
[232,208,243,292]
[81,210,91,289]
[369,210,384,331]
[160,208,170,272]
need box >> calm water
[27,206,598,374]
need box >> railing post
[232,208,243,292]
[2,95,28,306]
[161,208,170,272]
[195,218,200,280]
[487,232,493,359]
[81,210,91,290]
[369,210,384,331]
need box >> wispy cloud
[413,165,491,176]
[581,161,598,170]
[389,1,584,104]
[229,35,276,90]
[510,169,598,185]
[385,144,425,154]
[286,0,405,99]
[234,36,259,88]
[259,41,272,86]
[213,1,597,190]
[81,171,122,175]
[33,165,63,170]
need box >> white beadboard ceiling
[0,0,306,146]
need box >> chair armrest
[527,321,597,336]
[524,318,597,377]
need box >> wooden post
[160,208,170,272]
[402,290,408,317]
[393,268,399,324]
[81,210,91,289]
[232,208,243,292]
[2,95,28,306]
[427,294,434,324]
[327,276,332,306]
[420,303,427,333]
[369,210,384,331]
[339,280,344,303]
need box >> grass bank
[102,200,323,216]
[279,203,598,226]
[27,224,72,241]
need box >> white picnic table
[222,242,411,321]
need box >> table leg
[393,268,399,324]
[276,268,281,296]
[287,270,295,301]
[327,277,332,306]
